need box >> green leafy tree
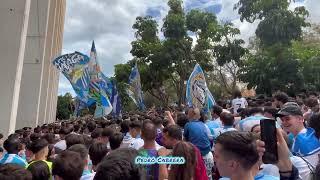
[235,0,310,95]
[56,93,73,120]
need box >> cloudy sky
[58,0,320,96]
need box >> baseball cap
[276,102,303,117]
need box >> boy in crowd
[277,102,320,167]
[214,131,260,180]
[0,137,27,167]
[52,150,85,180]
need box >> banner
[52,52,90,102]
[87,41,112,118]
[128,63,145,110]
[110,80,122,118]
[186,63,215,113]
[73,97,88,117]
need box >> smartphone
[260,118,278,164]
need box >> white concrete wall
[16,0,50,129]
[0,0,31,135]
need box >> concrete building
[0,0,66,135]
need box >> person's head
[199,110,208,123]
[263,107,278,119]
[65,134,84,149]
[305,97,319,113]
[187,108,201,120]
[28,138,49,160]
[308,91,318,99]
[101,127,114,144]
[91,128,103,142]
[141,120,157,142]
[58,127,71,140]
[273,92,289,108]
[0,164,32,180]
[214,131,259,177]
[248,107,263,116]
[68,144,89,168]
[3,137,21,154]
[52,150,85,180]
[109,132,124,150]
[233,89,242,99]
[162,125,182,149]
[27,161,50,180]
[30,133,41,142]
[212,105,223,119]
[169,141,196,180]
[87,121,96,133]
[94,148,145,180]
[220,112,235,126]
[250,124,261,134]
[176,113,188,129]
[277,102,304,135]
[120,120,131,134]
[296,93,306,102]
[309,113,320,138]
[43,133,56,144]
[129,120,142,138]
[89,142,108,170]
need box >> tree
[235,0,310,95]
[56,93,73,120]
[115,0,247,107]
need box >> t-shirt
[128,138,162,150]
[237,115,268,132]
[232,97,248,114]
[0,153,28,167]
[120,132,133,148]
[206,119,222,136]
[291,127,320,167]
[184,120,211,156]
[138,149,159,180]
[212,126,237,140]
[80,169,95,180]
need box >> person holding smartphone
[277,102,320,168]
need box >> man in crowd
[184,107,214,180]
[277,102,320,167]
[214,131,260,180]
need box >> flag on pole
[87,41,112,118]
[73,97,88,117]
[128,63,145,111]
[186,63,215,113]
[110,80,122,118]
[52,52,90,102]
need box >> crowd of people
[0,90,320,180]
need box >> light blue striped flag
[128,63,145,111]
[186,63,215,113]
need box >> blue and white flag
[52,52,90,102]
[87,41,112,118]
[186,63,215,113]
[100,73,113,97]
[110,80,122,118]
[73,97,88,117]
[128,63,145,111]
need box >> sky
[58,0,320,96]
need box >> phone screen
[260,118,278,164]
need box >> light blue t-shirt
[0,153,28,167]
[206,119,222,136]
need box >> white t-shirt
[232,97,248,114]
[128,138,162,150]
